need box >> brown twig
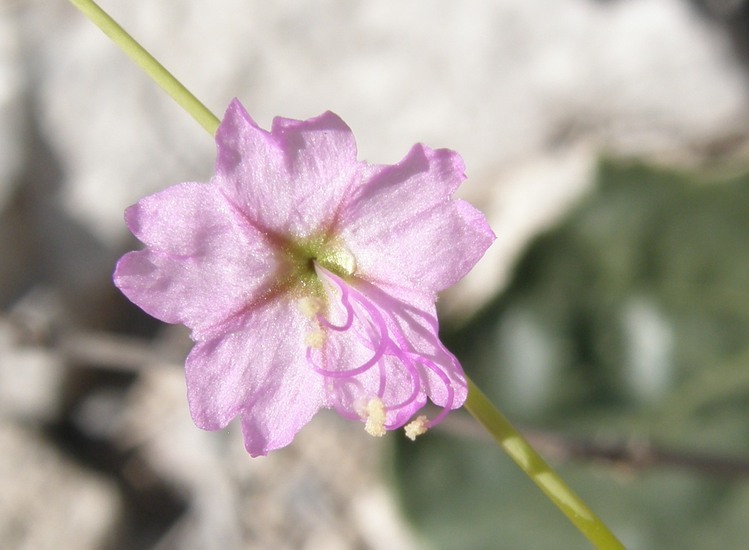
[443,408,749,479]
[57,330,179,371]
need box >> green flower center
[281,235,357,298]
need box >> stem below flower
[463,376,625,549]
[69,0,220,135]
[68,2,625,547]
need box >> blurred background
[3,0,749,548]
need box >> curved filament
[418,357,456,427]
[309,265,462,432]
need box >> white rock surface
[11,0,748,315]
[0,319,63,422]
[0,11,23,211]
[0,420,121,550]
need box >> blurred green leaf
[395,160,749,549]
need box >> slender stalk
[464,376,625,549]
[69,2,625,547]
[69,0,220,134]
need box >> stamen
[316,276,354,331]
[310,265,462,437]
[298,296,323,319]
[404,415,429,441]
[306,278,389,378]
[382,354,422,413]
[320,246,357,276]
[304,330,325,349]
[363,397,387,437]
[418,359,456,428]
[306,340,386,378]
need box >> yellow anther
[404,415,429,441]
[304,330,326,349]
[320,245,357,277]
[298,296,323,319]
[363,398,387,437]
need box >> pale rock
[0,319,63,422]
[0,420,121,549]
[15,0,746,317]
[0,9,24,211]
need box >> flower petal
[186,297,325,457]
[214,99,366,239]
[339,144,495,292]
[113,181,278,339]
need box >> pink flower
[114,99,495,456]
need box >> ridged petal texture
[115,99,495,456]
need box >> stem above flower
[69,0,220,134]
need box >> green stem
[464,376,625,549]
[69,0,220,135]
[69,2,625,547]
